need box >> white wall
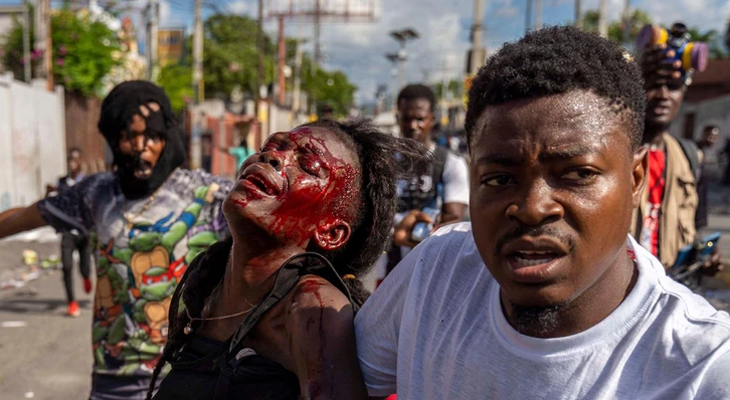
[0,74,66,212]
[671,94,730,178]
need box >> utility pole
[192,0,203,102]
[277,16,286,105]
[34,0,45,80]
[268,0,376,77]
[313,0,321,70]
[598,0,608,38]
[469,0,486,76]
[255,0,263,118]
[292,39,303,114]
[534,0,542,30]
[525,0,532,33]
[43,0,52,90]
[622,0,631,44]
[387,29,419,92]
[575,0,582,28]
[146,0,159,81]
[22,1,31,82]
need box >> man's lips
[238,163,283,196]
[502,237,569,284]
[648,101,671,116]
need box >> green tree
[300,56,357,116]
[201,13,275,99]
[686,27,728,59]
[157,65,193,112]
[434,80,462,101]
[2,6,121,96]
[582,9,652,44]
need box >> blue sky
[36,0,730,103]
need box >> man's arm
[441,202,467,225]
[440,153,469,225]
[0,203,47,239]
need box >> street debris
[2,321,28,328]
[0,249,61,291]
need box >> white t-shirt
[355,222,730,399]
[434,142,469,206]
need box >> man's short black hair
[465,26,645,148]
[397,84,437,112]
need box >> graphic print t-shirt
[640,149,666,256]
[37,168,232,377]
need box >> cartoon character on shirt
[91,184,221,374]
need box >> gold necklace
[183,263,260,335]
[122,185,163,229]
[183,301,258,335]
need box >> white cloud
[228,0,253,15]
[638,0,729,32]
[302,0,473,103]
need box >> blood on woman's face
[224,126,360,247]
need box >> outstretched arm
[0,203,47,239]
[289,276,368,400]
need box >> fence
[0,74,66,212]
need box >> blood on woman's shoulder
[286,275,354,341]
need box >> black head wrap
[98,81,186,200]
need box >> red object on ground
[386,396,397,400]
[83,278,93,294]
[67,301,80,317]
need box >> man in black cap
[0,81,232,399]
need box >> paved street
[0,230,93,399]
[1,191,730,399]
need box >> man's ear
[632,146,649,208]
[313,220,351,251]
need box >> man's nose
[131,133,146,153]
[505,180,564,226]
[657,84,670,99]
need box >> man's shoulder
[167,169,233,193]
[651,275,730,360]
[72,172,116,195]
[407,222,480,274]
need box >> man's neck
[502,249,638,338]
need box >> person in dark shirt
[46,148,92,317]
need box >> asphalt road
[0,234,93,400]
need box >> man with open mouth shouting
[354,27,730,399]
[0,81,232,399]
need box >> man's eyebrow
[538,145,600,162]
[475,153,521,166]
[475,145,601,166]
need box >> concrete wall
[0,75,66,212]
[671,94,730,177]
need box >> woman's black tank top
[154,253,359,400]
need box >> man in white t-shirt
[355,26,730,399]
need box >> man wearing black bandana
[0,81,232,399]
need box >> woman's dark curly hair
[147,118,430,398]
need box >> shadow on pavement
[0,297,92,314]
